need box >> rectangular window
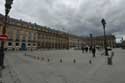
[29,32,32,40]
[16,43,19,46]
[7,31,13,39]
[33,33,36,40]
[8,42,12,46]
[16,31,19,40]
[28,43,31,46]
[33,43,36,46]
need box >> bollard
[89,60,92,64]
[107,57,112,65]
[73,59,76,63]
[48,58,50,62]
[60,59,62,63]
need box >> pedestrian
[81,46,84,53]
[85,47,88,53]
[89,46,92,53]
[86,47,88,52]
[92,47,96,58]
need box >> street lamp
[101,18,108,56]
[0,0,13,69]
[90,33,93,51]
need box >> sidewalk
[1,49,125,83]
[3,50,109,83]
[0,57,22,83]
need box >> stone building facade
[0,14,69,50]
[37,28,69,49]
[0,14,116,50]
[0,14,38,50]
[68,34,86,48]
[83,35,116,48]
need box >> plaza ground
[1,48,125,83]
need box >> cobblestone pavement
[2,48,125,83]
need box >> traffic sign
[0,34,8,41]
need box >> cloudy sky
[0,0,125,40]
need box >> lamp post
[0,0,13,69]
[90,33,93,51]
[101,18,108,56]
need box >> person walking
[89,46,92,53]
[85,47,88,53]
[92,47,96,58]
[81,46,84,53]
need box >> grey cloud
[0,0,125,37]
[0,0,5,14]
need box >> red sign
[0,34,8,41]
